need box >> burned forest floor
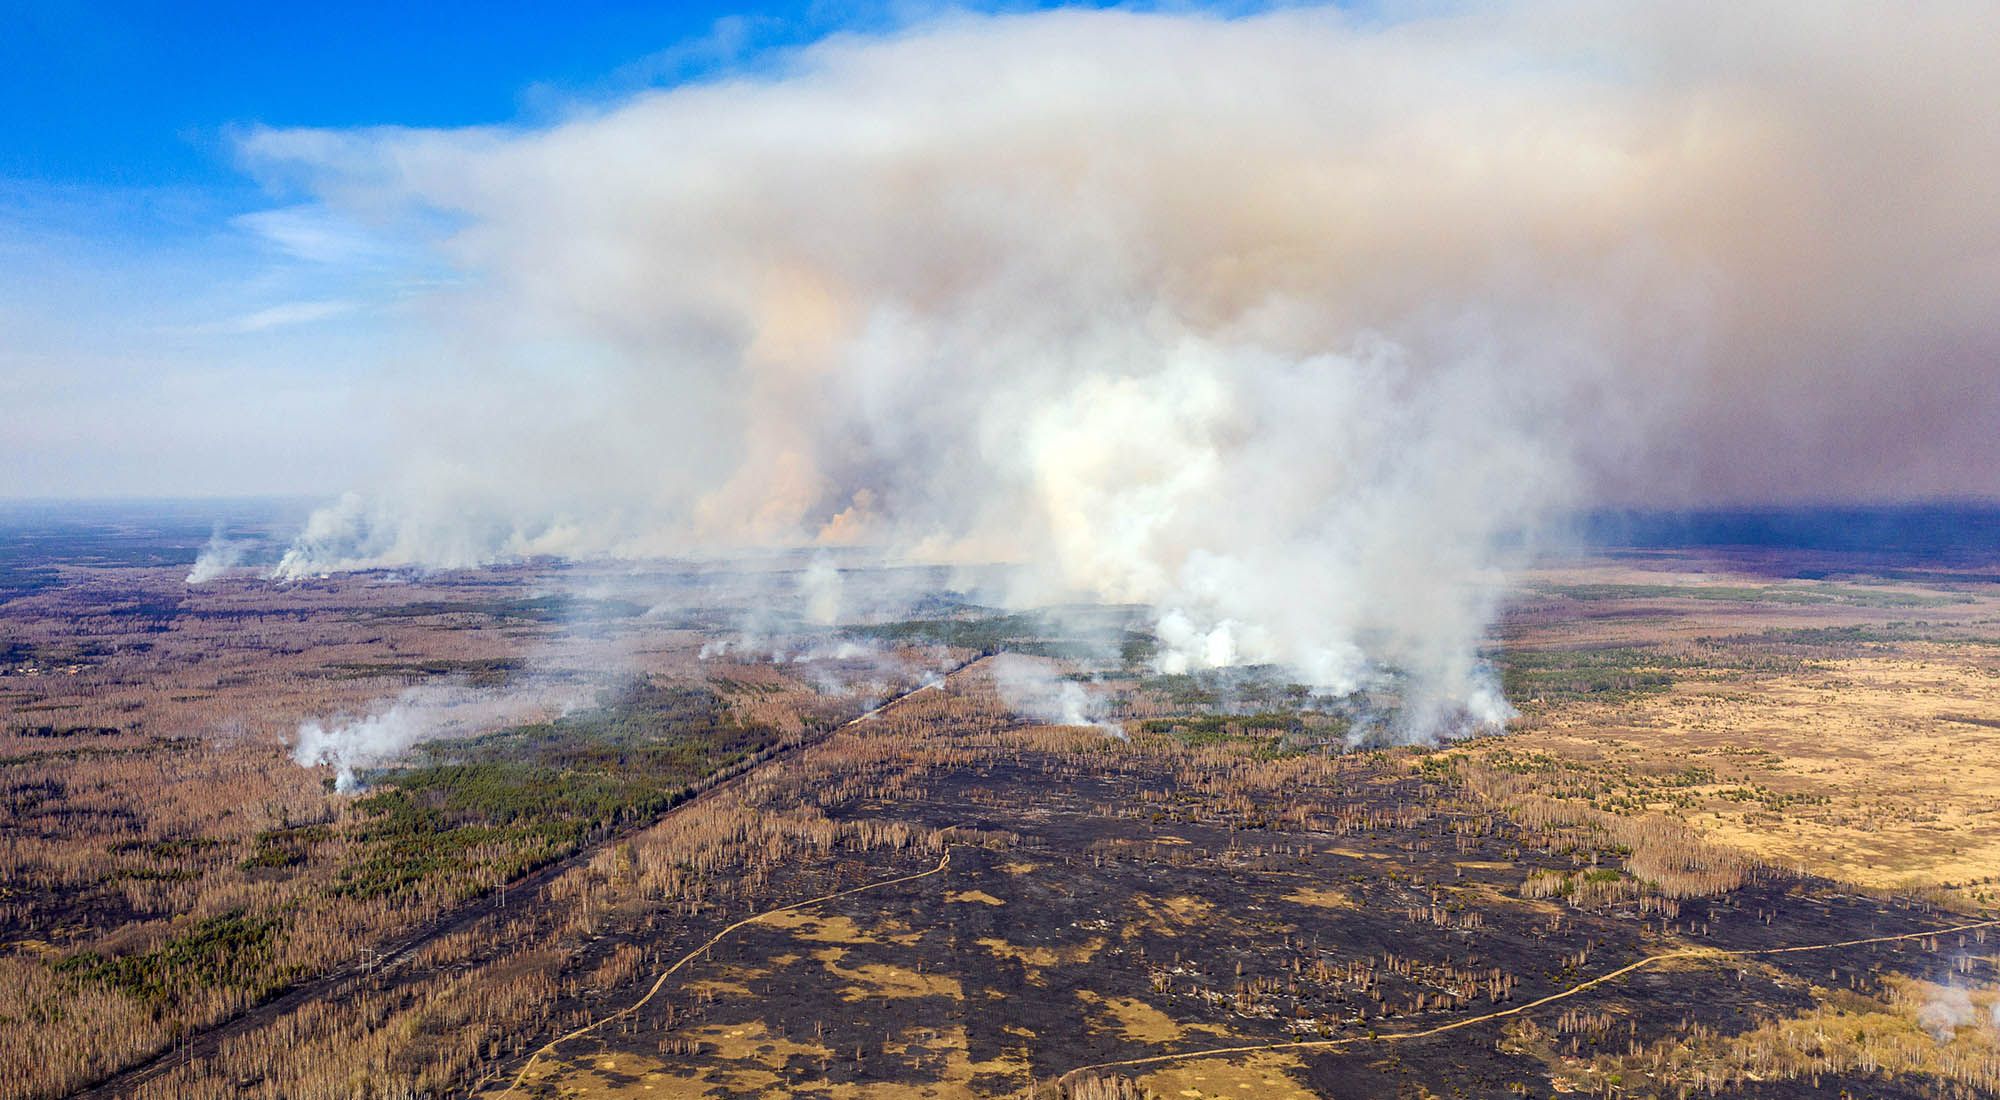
[481,675,2000,1100]
[4,513,2000,1099]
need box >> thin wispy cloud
[232,205,391,267]
[178,298,361,335]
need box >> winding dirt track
[69,660,981,1099]
[467,757,1999,1100]
[1050,914,2000,1091]
[488,834,963,1098]
[86,647,1991,1099]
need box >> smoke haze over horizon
[12,1,2000,733]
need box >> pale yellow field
[1486,561,2000,901]
[1132,1051,1319,1099]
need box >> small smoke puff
[293,705,425,793]
[291,684,584,793]
[186,529,248,585]
[790,640,874,662]
[989,654,1123,738]
[1917,984,1976,1042]
[1396,664,1517,741]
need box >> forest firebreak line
[480,651,1997,1097]
[488,663,984,1098]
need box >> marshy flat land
[4,510,1999,1099]
[1494,557,2000,902]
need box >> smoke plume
[989,654,1123,738]
[1917,983,1977,1042]
[799,554,843,627]
[186,528,250,585]
[292,683,582,792]
[242,2,2000,736]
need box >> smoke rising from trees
[244,2,2000,735]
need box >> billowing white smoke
[1914,977,2000,1043]
[1917,983,1977,1042]
[295,701,430,793]
[799,554,843,627]
[244,2,2000,737]
[1030,341,1547,733]
[292,684,581,792]
[186,529,249,585]
[989,654,1123,738]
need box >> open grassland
[1475,556,2000,905]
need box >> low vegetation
[4,541,1999,1099]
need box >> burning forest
[5,2,2000,1098]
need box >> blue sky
[1,1,792,497]
[6,1,862,189]
[0,1,1151,498]
[3,1,1215,190]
